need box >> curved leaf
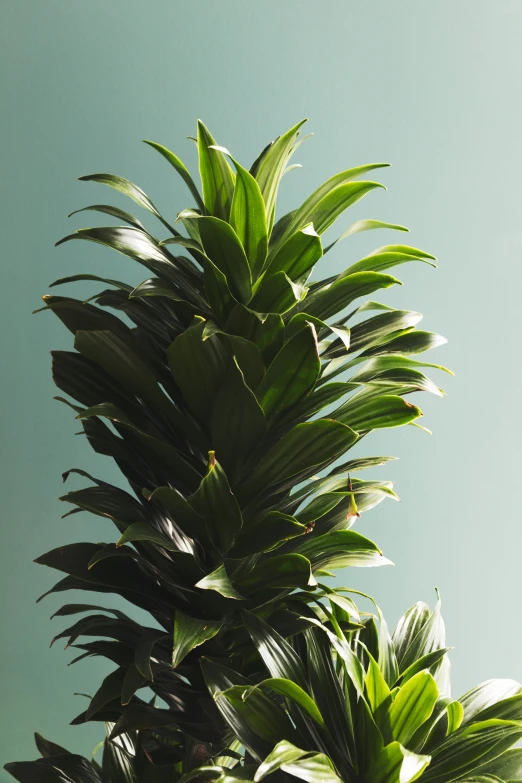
[229,157,268,277]
[143,139,205,210]
[198,217,252,303]
[255,323,320,419]
[197,120,235,220]
[172,610,222,668]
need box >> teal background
[1,0,521,769]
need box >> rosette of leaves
[5,120,450,773]
[172,596,522,783]
[8,599,522,783]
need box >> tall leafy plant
[6,120,521,783]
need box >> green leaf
[422,720,522,783]
[5,755,105,783]
[201,659,266,761]
[362,330,447,358]
[134,629,166,680]
[189,454,243,552]
[129,277,188,302]
[238,553,314,593]
[237,419,358,499]
[248,270,306,315]
[243,611,308,688]
[121,662,147,706]
[76,403,202,491]
[205,258,237,325]
[195,564,243,600]
[49,272,133,291]
[400,598,446,672]
[56,226,178,281]
[326,218,409,251]
[229,157,268,278]
[295,529,390,570]
[344,248,436,276]
[228,512,306,558]
[198,217,252,303]
[340,310,423,356]
[264,224,322,280]
[446,700,464,735]
[393,602,431,667]
[33,734,70,758]
[332,395,422,432]
[68,203,146,230]
[86,667,125,719]
[254,740,308,781]
[73,331,194,436]
[366,652,392,713]
[327,623,367,695]
[225,304,285,365]
[210,358,266,480]
[255,323,320,419]
[116,521,177,550]
[397,648,452,686]
[143,139,205,210]
[108,704,177,740]
[255,120,307,231]
[272,164,389,251]
[478,748,522,780]
[303,271,401,322]
[197,120,235,220]
[167,320,229,425]
[172,610,222,668]
[388,670,439,745]
[368,741,431,783]
[148,486,209,547]
[219,685,299,749]
[275,754,342,783]
[459,680,522,724]
[77,172,167,225]
[254,678,325,727]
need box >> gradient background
[1,0,521,770]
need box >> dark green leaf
[189,454,243,552]
[264,224,322,280]
[303,272,401,322]
[294,529,390,570]
[243,611,308,688]
[255,323,320,419]
[332,395,422,432]
[211,358,266,480]
[167,319,229,425]
[255,678,325,726]
[238,553,314,594]
[148,486,209,546]
[228,512,306,558]
[68,203,145,230]
[237,419,358,498]
[195,564,243,600]
[172,610,223,668]
[198,217,252,303]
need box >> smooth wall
[1,0,521,769]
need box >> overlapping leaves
[7,120,458,780]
